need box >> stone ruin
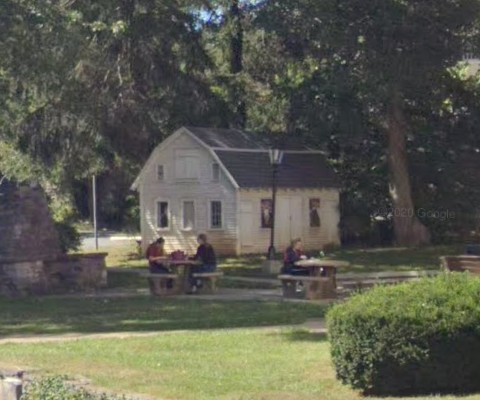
[0,180,107,297]
[0,370,23,400]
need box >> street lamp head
[269,149,284,166]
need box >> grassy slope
[2,330,480,400]
[0,297,324,337]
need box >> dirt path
[0,319,326,345]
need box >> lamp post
[267,149,284,260]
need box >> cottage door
[276,197,303,248]
[290,197,303,240]
[240,201,254,247]
[276,198,290,248]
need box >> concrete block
[262,260,283,274]
[0,377,22,400]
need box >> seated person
[281,238,309,276]
[146,237,173,288]
[189,234,217,293]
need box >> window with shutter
[156,201,169,230]
[210,201,223,229]
[175,151,199,180]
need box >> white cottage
[131,126,341,256]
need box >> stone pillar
[0,377,22,400]
[0,181,61,296]
[262,260,283,275]
[0,181,61,264]
[0,371,24,400]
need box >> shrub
[322,242,341,254]
[327,273,480,396]
[54,220,81,253]
[22,376,125,400]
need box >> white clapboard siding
[139,132,237,256]
[238,188,340,254]
[136,129,342,256]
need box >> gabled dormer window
[175,150,199,180]
[212,163,220,182]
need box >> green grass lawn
[2,243,472,399]
[102,243,146,269]
[2,329,480,400]
[0,297,324,337]
[332,244,465,273]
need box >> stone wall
[0,370,23,400]
[46,253,108,293]
[0,180,108,297]
[0,253,108,297]
[0,181,61,263]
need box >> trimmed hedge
[327,273,480,396]
[22,376,125,400]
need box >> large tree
[262,0,480,245]
[0,0,229,226]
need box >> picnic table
[166,259,201,293]
[278,258,350,300]
[143,258,223,296]
[293,259,350,299]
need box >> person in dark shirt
[282,238,309,293]
[146,237,173,288]
[189,234,217,292]
[282,238,309,276]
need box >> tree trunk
[386,93,430,246]
[229,0,246,128]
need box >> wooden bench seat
[192,272,224,278]
[278,275,329,282]
[192,272,223,294]
[140,273,180,297]
[464,265,480,274]
[440,256,480,274]
[141,273,178,279]
[278,274,333,300]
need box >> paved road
[81,233,140,251]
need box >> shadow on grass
[107,271,146,289]
[0,297,326,338]
[282,329,328,342]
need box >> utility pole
[92,175,98,251]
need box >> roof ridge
[213,148,325,154]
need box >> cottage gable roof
[185,127,340,189]
[131,126,341,190]
[214,150,340,189]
